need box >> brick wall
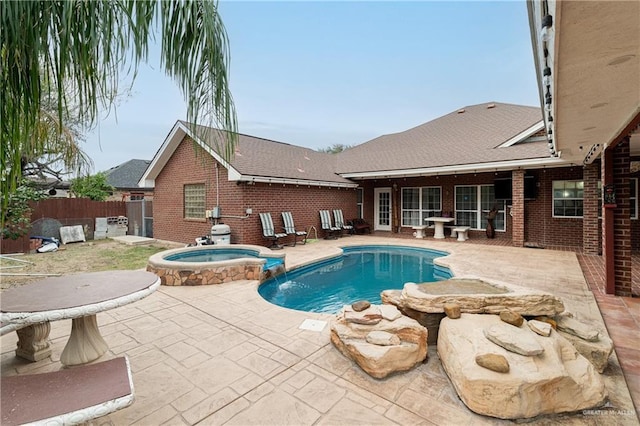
[359,172,513,241]
[523,167,584,248]
[153,136,357,246]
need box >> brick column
[602,139,632,296]
[511,170,525,247]
[582,162,600,255]
[613,139,632,296]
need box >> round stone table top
[1,270,159,313]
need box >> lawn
[0,239,179,290]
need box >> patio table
[424,217,455,239]
[1,270,160,366]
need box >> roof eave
[234,174,358,189]
[339,157,572,180]
[138,121,241,187]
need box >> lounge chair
[281,212,307,246]
[259,213,287,249]
[319,210,341,239]
[333,209,354,235]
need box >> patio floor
[1,235,638,425]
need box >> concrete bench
[1,356,134,425]
[452,226,471,242]
[411,225,429,239]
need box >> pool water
[259,245,451,313]
[164,249,284,270]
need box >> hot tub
[147,245,285,286]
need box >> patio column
[511,170,525,247]
[602,138,632,296]
[582,162,600,255]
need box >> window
[184,184,206,219]
[455,185,505,230]
[130,193,144,201]
[553,180,583,217]
[356,188,364,219]
[401,187,441,226]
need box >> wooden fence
[1,199,127,254]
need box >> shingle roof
[336,102,547,174]
[104,159,152,189]
[182,122,353,185]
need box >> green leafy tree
[70,173,115,201]
[2,179,48,240]
[317,143,353,154]
[1,0,237,227]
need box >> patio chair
[319,210,341,239]
[333,209,354,235]
[281,212,307,246]
[259,212,287,249]
[351,218,371,234]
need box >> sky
[84,0,541,173]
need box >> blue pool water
[164,248,283,270]
[259,245,451,313]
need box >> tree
[70,173,114,201]
[317,143,354,154]
[2,179,47,240]
[1,0,238,227]
[22,98,94,185]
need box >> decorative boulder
[330,305,428,379]
[397,278,565,315]
[557,330,613,374]
[437,314,607,419]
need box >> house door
[374,188,392,231]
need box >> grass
[1,239,177,289]
[99,244,168,270]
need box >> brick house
[140,121,359,246]
[141,102,603,252]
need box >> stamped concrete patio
[1,236,638,425]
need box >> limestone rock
[366,330,401,346]
[352,300,371,312]
[499,309,523,327]
[475,353,509,373]
[344,305,382,325]
[556,316,600,342]
[399,278,565,315]
[443,303,461,319]
[533,316,557,330]
[379,304,402,321]
[528,319,552,337]
[438,314,607,419]
[558,330,613,373]
[380,289,402,306]
[331,305,428,379]
[484,322,544,356]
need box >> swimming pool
[258,245,452,313]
